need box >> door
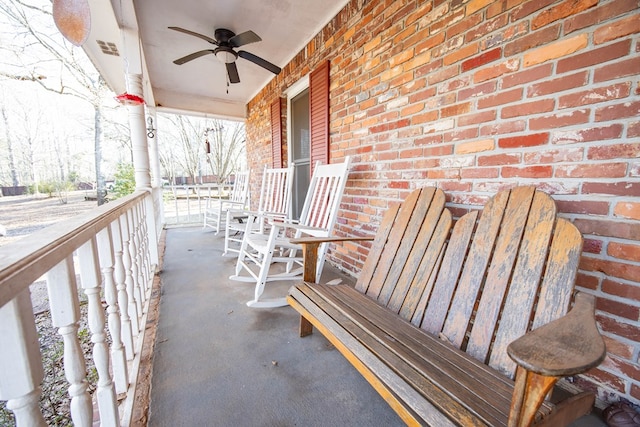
[290,88,310,220]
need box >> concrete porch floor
[147,226,606,426]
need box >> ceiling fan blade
[168,26,218,45]
[226,62,240,84]
[229,30,261,48]
[173,50,215,65]
[238,51,281,75]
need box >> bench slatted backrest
[355,187,451,300]
[356,186,583,379]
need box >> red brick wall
[246,0,640,407]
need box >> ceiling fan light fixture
[215,48,237,64]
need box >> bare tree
[158,114,246,185]
[169,115,202,184]
[0,106,19,187]
[0,0,120,204]
[205,119,246,184]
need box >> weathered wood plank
[531,218,583,330]
[367,189,423,301]
[441,189,510,349]
[487,190,557,376]
[466,186,536,363]
[388,189,449,315]
[399,210,451,323]
[288,285,459,427]
[317,284,516,426]
[355,202,401,294]
[378,188,439,307]
[420,211,477,336]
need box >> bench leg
[509,366,559,427]
[299,315,313,337]
[534,392,595,427]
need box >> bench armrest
[507,292,606,377]
[507,292,606,425]
[293,236,375,282]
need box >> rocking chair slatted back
[229,171,251,205]
[258,164,294,219]
[224,165,294,255]
[299,159,351,234]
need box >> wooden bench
[287,186,606,427]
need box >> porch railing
[0,190,159,427]
[163,184,232,225]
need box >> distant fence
[1,186,27,196]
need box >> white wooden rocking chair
[230,157,351,308]
[203,170,250,234]
[224,164,294,255]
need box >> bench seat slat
[288,285,460,427]
[292,283,555,426]
[313,283,516,426]
[328,283,516,397]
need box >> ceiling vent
[97,40,120,56]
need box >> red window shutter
[271,97,283,168]
[309,60,330,174]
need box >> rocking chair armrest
[290,236,375,245]
[260,210,288,218]
[267,217,300,226]
[207,199,246,210]
[507,292,606,377]
[229,210,288,223]
[224,200,247,208]
[266,221,324,236]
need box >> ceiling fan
[169,27,281,84]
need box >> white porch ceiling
[82,0,349,120]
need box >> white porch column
[125,73,152,191]
[146,107,161,188]
[145,107,164,246]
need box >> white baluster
[46,257,92,427]
[111,220,135,360]
[127,210,144,312]
[139,204,152,295]
[0,290,46,427]
[120,213,140,335]
[78,239,120,426]
[5,388,45,427]
[144,192,160,270]
[135,204,150,295]
[130,207,146,305]
[96,226,129,393]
